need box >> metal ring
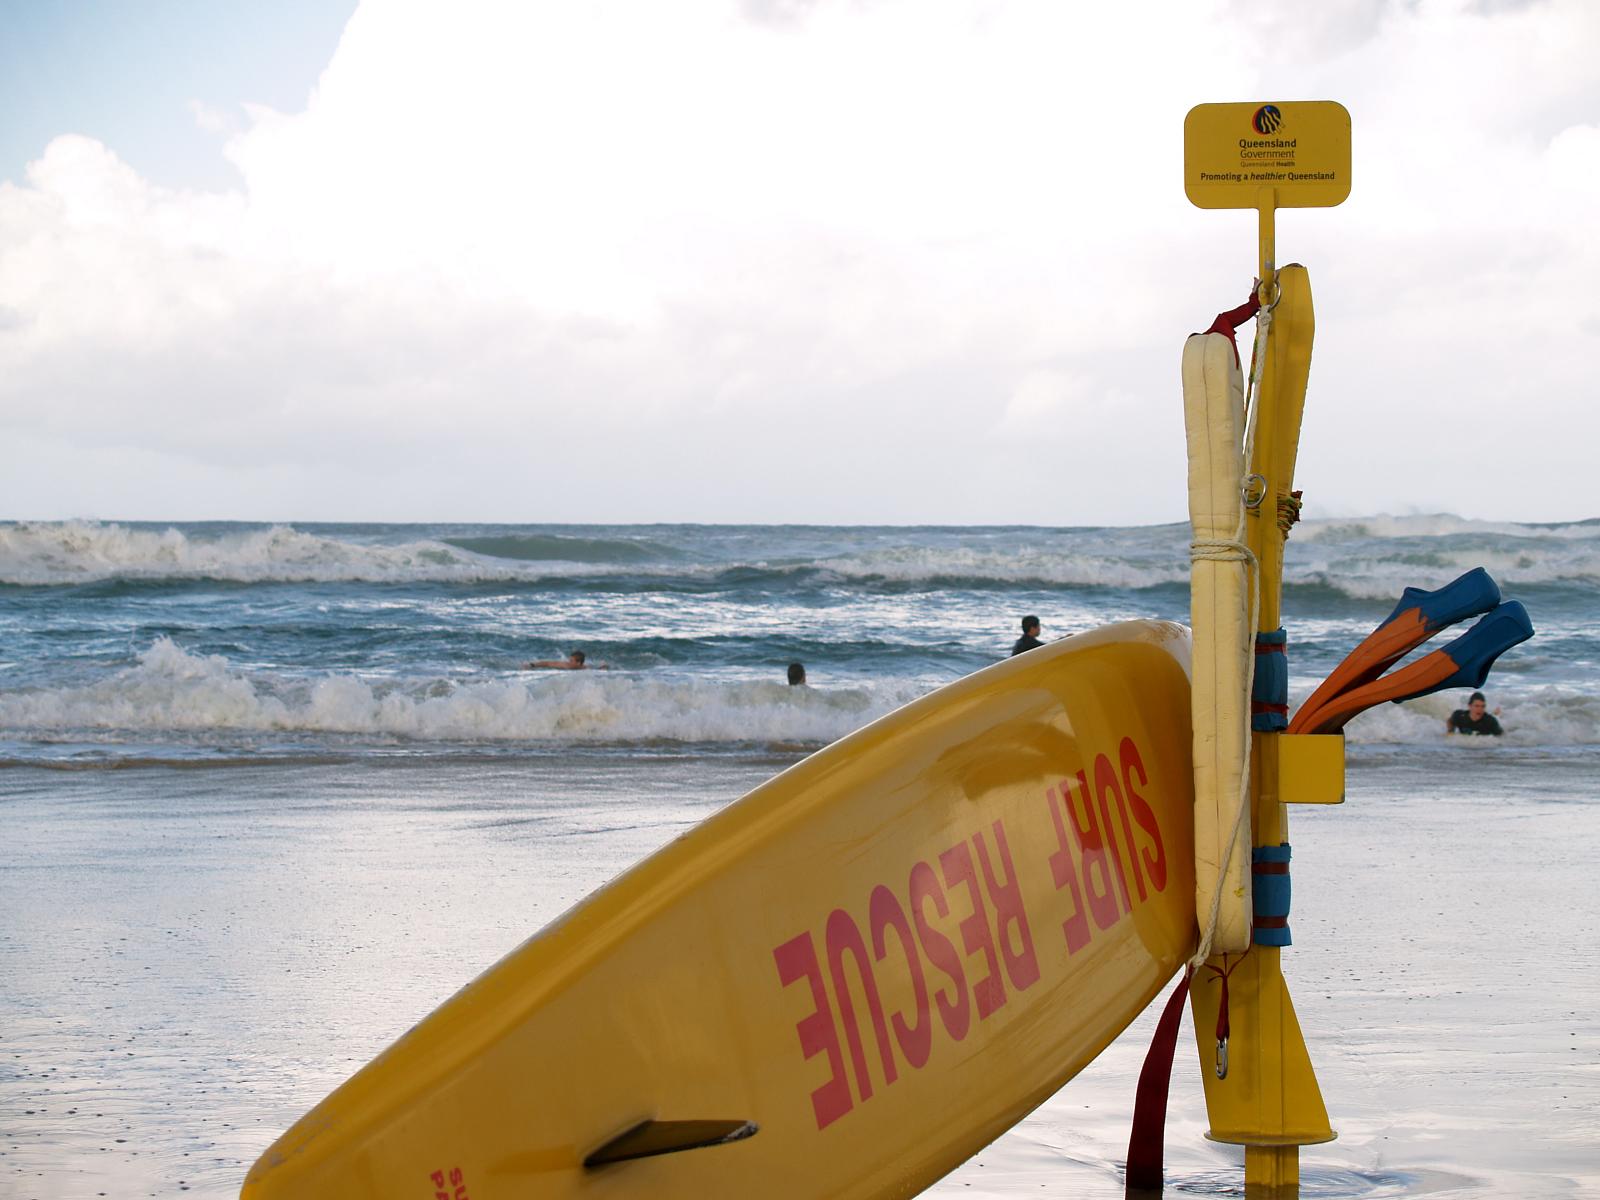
[1216,1037,1230,1080]
[1258,277,1281,310]
[1242,473,1268,510]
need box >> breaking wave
[3,640,1594,752]
[440,532,676,564]
[0,639,918,746]
[0,521,585,586]
[816,547,1187,589]
[1,516,1596,596]
[1284,514,1600,599]
[1324,685,1600,746]
[1294,513,1600,543]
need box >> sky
[1,0,1596,526]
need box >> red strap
[1203,287,1263,367]
[1216,966,1231,1043]
[1125,967,1191,1192]
[1204,952,1245,1045]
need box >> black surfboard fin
[583,1118,758,1167]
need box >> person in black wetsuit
[1446,691,1503,736]
[1011,616,1044,657]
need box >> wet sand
[2,751,1597,1198]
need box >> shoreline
[3,755,1597,1198]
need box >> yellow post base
[1190,947,1334,1146]
[1244,1144,1299,1195]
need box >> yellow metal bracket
[1277,734,1344,805]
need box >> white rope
[1187,296,1272,969]
[1242,299,1273,476]
[1188,540,1251,564]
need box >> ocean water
[1,514,1595,763]
[2,515,1598,1199]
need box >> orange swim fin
[1288,568,1500,734]
[1296,601,1533,735]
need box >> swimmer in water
[524,650,607,671]
[1446,691,1502,736]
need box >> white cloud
[1,0,1597,523]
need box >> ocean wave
[1295,513,1600,543]
[0,521,1188,590]
[0,639,919,745]
[1277,515,1600,598]
[816,547,1188,590]
[1284,565,1599,602]
[0,521,531,585]
[4,639,1593,751]
[1333,686,1600,746]
[1282,565,1599,601]
[818,549,1599,596]
[440,533,676,564]
[0,521,707,587]
[3,518,1596,596]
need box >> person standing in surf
[1011,616,1044,657]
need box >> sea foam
[0,521,543,585]
[2,517,1596,597]
[3,639,1594,749]
[0,639,915,745]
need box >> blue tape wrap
[1252,842,1292,947]
[1252,628,1289,731]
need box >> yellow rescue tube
[1182,331,1252,955]
[242,622,1197,1199]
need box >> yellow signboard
[1184,101,1351,210]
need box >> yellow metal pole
[1245,201,1296,1189]
[1241,259,1329,1196]
[1187,262,1333,1196]
[1257,188,1277,304]
[1183,98,1352,1199]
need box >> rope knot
[1277,489,1304,535]
[1189,538,1256,566]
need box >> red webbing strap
[1216,963,1231,1045]
[1203,288,1263,367]
[1125,966,1191,1193]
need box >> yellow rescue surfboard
[243,621,1198,1199]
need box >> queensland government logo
[1252,104,1283,134]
